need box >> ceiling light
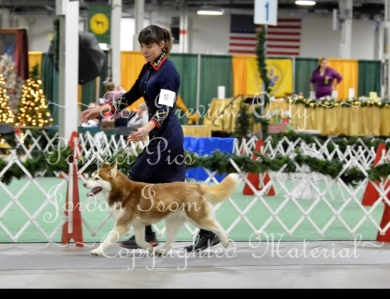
[197,9,224,15]
[295,1,316,5]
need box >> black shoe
[185,231,220,252]
[119,234,159,249]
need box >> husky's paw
[145,245,155,254]
[155,248,170,256]
[90,248,103,256]
[221,239,229,248]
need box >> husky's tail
[201,173,240,204]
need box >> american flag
[228,14,301,56]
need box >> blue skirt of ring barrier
[183,137,235,182]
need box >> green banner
[88,4,111,44]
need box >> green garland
[256,25,271,98]
[267,130,390,152]
[0,154,48,185]
[233,100,252,139]
[255,25,272,138]
[285,97,390,109]
[233,98,270,141]
[2,132,390,186]
[1,144,390,188]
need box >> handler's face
[140,41,164,63]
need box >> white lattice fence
[0,130,389,243]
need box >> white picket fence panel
[0,129,389,243]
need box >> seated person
[127,103,148,128]
[99,81,128,127]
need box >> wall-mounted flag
[88,4,111,44]
[228,14,301,56]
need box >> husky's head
[83,162,118,197]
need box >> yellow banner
[28,52,42,74]
[246,58,293,98]
[121,51,145,90]
[327,58,358,100]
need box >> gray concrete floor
[1,239,390,288]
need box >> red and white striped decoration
[228,15,301,56]
[266,18,301,56]
[228,26,262,55]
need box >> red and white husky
[83,162,239,256]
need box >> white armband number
[158,89,175,107]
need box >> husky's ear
[110,162,118,179]
[102,162,111,168]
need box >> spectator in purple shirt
[310,58,343,99]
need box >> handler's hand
[128,127,148,142]
[80,105,108,124]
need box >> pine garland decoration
[285,97,390,109]
[2,131,390,186]
[233,100,252,139]
[2,147,390,187]
[255,25,271,138]
[255,25,271,99]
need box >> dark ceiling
[0,0,385,19]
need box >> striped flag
[228,14,261,55]
[267,19,301,56]
[228,14,301,56]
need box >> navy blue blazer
[112,53,186,184]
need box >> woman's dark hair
[316,57,327,69]
[138,25,173,56]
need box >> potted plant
[273,106,280,123]
[282,110,292,124]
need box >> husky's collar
[150,52,167,70]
